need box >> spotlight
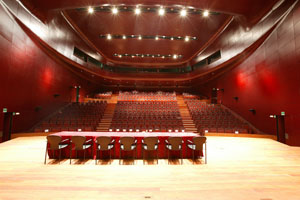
[122,35,126,39]
[118,55,122,58]
[173,54,178,59]
[88,7,94,14]
[171,37,174,40]
[107,34,112,40]
[180,9,187,17]
[203,10,209,17]
[112,7,118,14]
[155,36,159,40]
[135,7,141,15]
[138,35,142,40]
[158,7,165,16]
[185,36,190,42]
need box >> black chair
[95,136,115,164]
[69,136,93,164]
[44,135,70,164]
[119,137,137,165]
[165,137,183,164]
[187,136,207,164]
[142,137,159,164]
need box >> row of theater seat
[110,100,184,132]
[118,91,177,101]
[34,101,107,132]
[186,100,251,134]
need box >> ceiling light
[158,7,165,16]
[155,36,159,40]
[141,55,144,57]
[138,36,142,40]
[88,7,94,14]
[185,36,190,42]
[122,35,126,39]
[173,54,178,59]
[180,9,187,17]
[135,7,141,15]
[112,7,118,14]
[118,55,122,58]
[107,34,112,40]
[171,37,174,40]
[203,10,209,17]
[162,56,165,59]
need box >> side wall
[211,2,300,146]
[0,3,95,135]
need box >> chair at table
[142,137,159,165]
[187,136,207,164]
[95,136,115,164]
[119,137,137,165]
[69,136,93,164]
[44,135,70,164]
[165,137,183,164]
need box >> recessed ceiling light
[180,9,187,17]
[122,35,126,39]
[112,7,118,14]
[171,37,174,40]
[107,34,112,40]
[152,55,155,58]
[158,7,165,16]
[138,36,142,40]
[203,10,209,17]
[155,36,159,40]
[135,7,141,15]
[173,54,178,59]
[118,55,122,58]
[185,36,190,42]
[141,55,144,57]
[162,56,165,59]
[88,7,94,14]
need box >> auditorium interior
[1,0,300,199]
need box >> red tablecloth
[48,131,200,159]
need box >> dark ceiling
[21,0,280,68]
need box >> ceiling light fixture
[88,7,94,14]
[185,36,190,42]
[155,36,159,40]
[158,7,165,16]
[180,9,187,17]
[122,35,126,39]
[135,7,141,15]
[112,7,118,14]
[107,34,112,40]
[173,54,178,59]
[203,10,209,17]
[138,36,142,40]
[171,37,174,40]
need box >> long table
[48,131,200,159]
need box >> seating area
[110,101,184,132]
[118,91,177,101]
[35,101,107,132]
[186,100,250,134]
[45,131,206,164]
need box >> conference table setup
[46,131,204,161]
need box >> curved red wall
[210,2,300,146]
[0,3,96,134]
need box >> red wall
[210,2,300,146]
[0,3,95,134]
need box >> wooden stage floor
[1,136,300,200]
